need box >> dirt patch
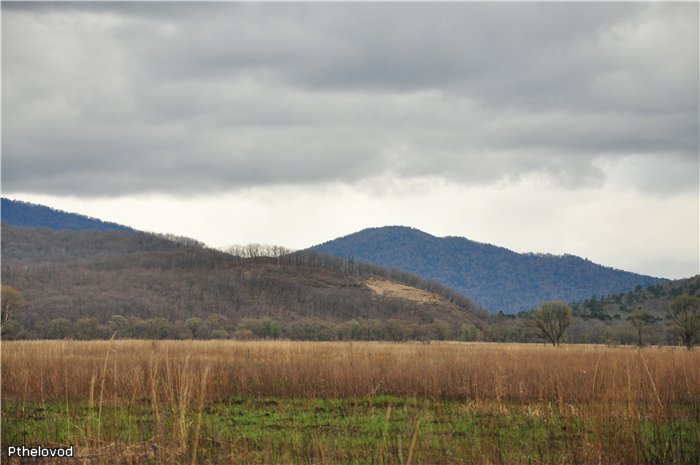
[364,277,442,304]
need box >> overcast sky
[2,2,698,279]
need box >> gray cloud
[2,2,698,196]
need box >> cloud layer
[3,2,698,196]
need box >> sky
[2,2,698,280]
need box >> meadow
[2,340,699,464]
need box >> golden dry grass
[2,340,698,405]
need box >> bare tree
[627,309,656,346]
[224,244,292,259]
[667,294,700,349]
[532,300,572,346]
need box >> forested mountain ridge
[0,225,193,266]
[1,224,486,341]
[2,199,683,344]
[311,226,668,313]
[1,198,133,232]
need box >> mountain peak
[311,226,667,313]
[342,225,436,239]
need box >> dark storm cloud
[2,2,698,196]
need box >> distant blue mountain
[1,198,133,232]
[311,226,668,313]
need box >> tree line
[493,295,700,349]
[3,283,698,347]
[2,310,473,342]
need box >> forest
[2,223,698,345]
[313,226,667,312]
[1,224,487,341]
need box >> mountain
[1,223,486,341]
[1,198,132,232]
[311,226,669,313]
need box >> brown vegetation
[3,340,698,404]
[1,225,485,341]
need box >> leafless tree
[668,294,700,349]
[532,300,572,346]
[627,309,656,346]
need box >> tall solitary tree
[532,300,572,346]
[667,294,700,349]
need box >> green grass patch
[2,398,698,464]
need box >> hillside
[1,198,133,232]
[1,224,485,341]
[312,226,668,313]
[560,275,700,345]
[0,225,198,266]
[467,274,700,345]
[572,274,700,321]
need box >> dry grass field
[2,340,699,464]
